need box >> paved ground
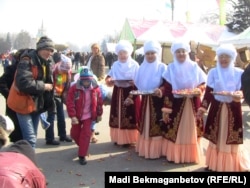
[1,65,250,188]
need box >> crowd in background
[1,35,250,187]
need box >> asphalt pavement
[0,65,250,188]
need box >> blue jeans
[16,112,40,148]
[45,97,67,141]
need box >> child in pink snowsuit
[66,67,103,165]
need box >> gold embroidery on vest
[204,103,221,143]
[110,88,137,128]
[226,104,243,144]
[163,98,185,141]
[148,96,161,137]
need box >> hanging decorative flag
[217,0,227,25]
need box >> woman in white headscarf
[197,44,250,171]
[105,40,141,147]
[161,39,207,164]
[134,40,167,159]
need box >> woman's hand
[124,97,134,106]
[232,90,243,102]
[153,88,162,98]
[105,77,114,87]
[193,87,202,96]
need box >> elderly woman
[197,44,250,171]
[161,40,207,164]
[134,40,167,159]
[105,40,140,147]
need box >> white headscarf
[207,44,242,102]
[115,40,133,55]
[143,40,162,60]
[134,40,167,91]
[162,39,207,97]
[108,40,139,87]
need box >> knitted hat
[59,54,72,72]
[80,67,93,80]
[0,115,14,148]
[36,36,55,52]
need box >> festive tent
[119,18,235,47]
[119,18,159,44]
[219,27,250,47]
[136,21,176,43]
[119,18,236,64]
[180,24,219,46]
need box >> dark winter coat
[15,50,54,113]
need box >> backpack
[0,48,35,96]
[7,49,38,114]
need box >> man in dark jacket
[13,36,55,149]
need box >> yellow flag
[218,0,227,25]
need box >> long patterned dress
[135,61,167,159]
[200,67,250,171]
[161,81,205,164]
[136,93,166,158]
[109,84,141,145]
[161,60,207,164]
[107,58,141,146]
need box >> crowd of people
[0,35,250,187]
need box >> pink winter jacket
[66,82,103,121]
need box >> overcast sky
[0,0,218,47]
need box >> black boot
[79,156,87,165]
